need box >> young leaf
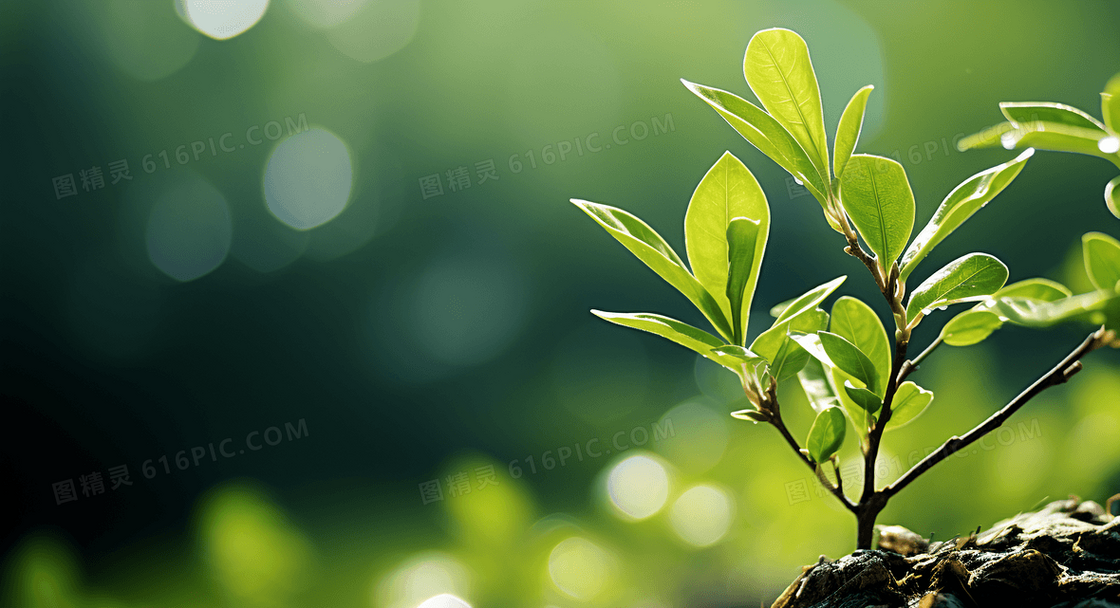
[807,406,846,463]
[1000,102,1108,132]
[773,275,847,324]
[833,85,874,179]
[1083,232,1120,292]
[573,200,734,340]
[1106,176,1120,220]
[744,28,830,182]
[939,309,1004,347]
[951,277,1071,345]
[831,367,871,442]
[1104,72,1120,133]
[906,253,1009,322]
[685,152,769,343]
[710,344,767,366]
[726,216,761,344]
[797,358,840,414]
[818,331,881,396]
[769,297,797,319]
[839,154,916,269]
[591,310,723,359]
[731,409,769,423]
[989,291,1118,328]
[830,296,891,385]
[770,332,812,383]
[898,149,1033,282]
[843,381,882,415]
[960,111,1114,162]
[988,277,1072,302]
[752,307,830,362]
[681,80,827,198]
[884,382,934,431]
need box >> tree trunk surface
[771,497,1120,608]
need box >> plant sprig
[573,27,1120,550]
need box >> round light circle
[264,128,353,230]
[178,0,270,40]
[606,455,669,520]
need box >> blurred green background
[2,0,1119,606]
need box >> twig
[884,327,1108,499]
[898,336,943,383]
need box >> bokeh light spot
[376,552,470,608]
[327,0,420,63]
[264,128,353,230]
[417,594,471,608]
[606,454,670,520]
[195,483,313,604]
[177,0,270,40]
[668,484,734,547]
[547,537,613,600]
[145,172,232,282]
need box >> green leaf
[989,291,1118,328]
[591,310,730,365]
[960,105,1116,164]
[685,152,769,343]
[1103,72,1120,134]
[710,344,767,368]
[842,381,882,415]
[906,253,1009,322]
[1107,176,1120,220]
[773,275,847,324]
[573,200,733,340]
[940,309,1004,347]
[989,277,1072,302]
[1000,102,1108,132]
[797,358,840,414]
[770,332,811,383]
[681,80,827,199]
[833,85,874,179]
[831,367,871,442]
[752,307,829,362]
[731,409,769,423]
[726,217,763,344]
[806,406,846,463]
[769,297,796,318]
[818,331,881,396]
[1083,232,1120,292]
[838,154,915,269]
[898,149,1033,282]
[744,28,830,182]
[830,296,891,387]
[884,381,934,431]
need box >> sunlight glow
[606,454,670,520]
[547,537,613,600]
[668,484,734,547]
[264,128,353,230]
[145,173,232,282]
[177,0,270,40]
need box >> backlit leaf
[807,406,846,463]
[574,200,733,340]
[906,253,1009,322]
[899,149,1033,282]
[684,152,769,343]
[1083,232,1120,292]
[744,28,830,181]
[884,381,934,431]
[839,154,915,269]
[833,85,874,179]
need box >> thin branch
[898,336,943,383]
[861,336,909,503]
[769,414,857,512]
[884,327,1108,499]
